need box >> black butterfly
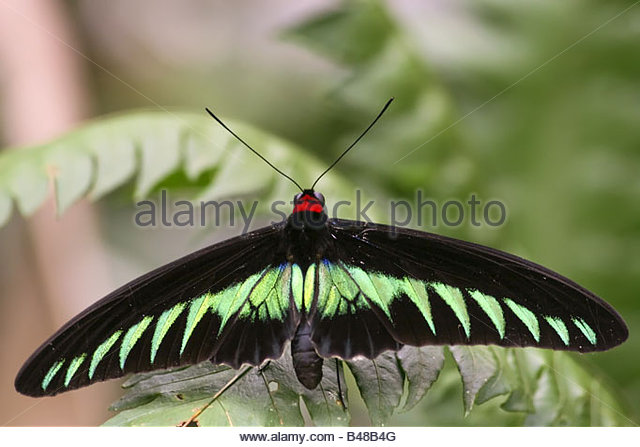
[15,99,627,397]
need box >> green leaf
[48,144,93,215]
[474,348,515,407]
[499,349,536,413]
[86,128,137,200]
[132,116,183,199]
[0,150,49,217]
[346,351,403,425]
[520,351,631,426]
[397,346,445,411]
[283,0,395,66]
[449,345,500,415]
[0,110,347,228]
[444,347,631,426]
[283,0,457,196]
[182,120,231,181]
[342,346,446,425]
[526,366,560,426]
[105,347,349,427]
[195,137,271,202]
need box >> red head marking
[293,191,325,214]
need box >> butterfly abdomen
[291,320,323,389]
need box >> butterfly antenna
[311,97,394,190]
[205,107,304,192]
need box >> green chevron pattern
[40,259,598,392]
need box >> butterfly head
[290,189,327,230]
[293,189,325,214]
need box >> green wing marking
[544,316,570,346]
[402,278,436,335]
[33,253,607,395]
[291,264,304,311]
[314,262,331,314]
[503,298,540,342]
[41,359,65,391]
[150,303,187,363]
[180,295,212,355]
[64,354,87,387]
[278,263,298,313]
[469,290,505,339]
[343,264,393,319]
[314,261,394,319]
[37,263,299,392]
[242,267,283,319]
[572,317,597,345]
[89,330,122,379]
[216,264,291,324]
[431,283,471,338]
[216,273,262,335]
[120,315,154,369]
[313,260,589,350]
[327,263,361,308]
[301,263,314,312]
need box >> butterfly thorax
[284,189,331,268]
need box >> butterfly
[15,99,627,397]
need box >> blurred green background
[0,0,638,425]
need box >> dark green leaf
[525,366,560,426]
[449,345,499,415]
[0,111,354,228]
[105,347,348,427]
[499,349,536,413]
[397,346,445,411]
[283,0,395,66]
[1,151,49,216]
[49,146,93,215]
[346,351,403,425]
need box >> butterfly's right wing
[15,223,299,397]
[307,219,627,361]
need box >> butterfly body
[291,318,323,389]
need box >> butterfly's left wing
[15,223,299,397]
[308,219,627,360]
